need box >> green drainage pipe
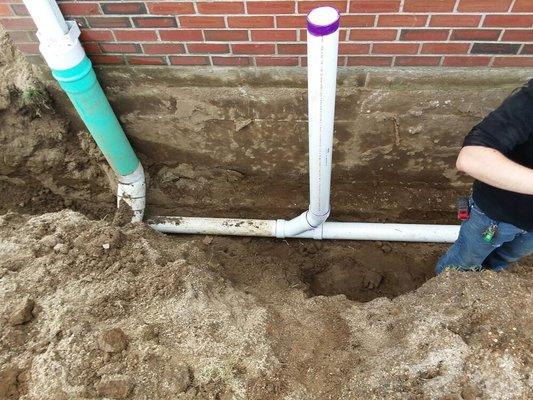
[24,0,145,221]
[52,57,140,176]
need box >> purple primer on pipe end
[307,7,340,37]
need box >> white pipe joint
[24,0,85,70]
[117,164,146,222]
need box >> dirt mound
[0,27,114,219]
[0,210,531,399]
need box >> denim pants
[436,198,533,274]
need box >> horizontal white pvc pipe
[149,217,460,243]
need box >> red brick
[471,43,520,54]
[277,43,306,54]
[450,29,501,41]
[513,0,533,12]
[6,31,30,43]
[80,29,114,42]
[127,56,167,65]
[197,2,244,14]
[101,3,147,15]
[159,29,203,41]
[378,15,427,27]
[430,15,481,27]
[132,17,177,28]
[212,56,251,66]
[443,56,491,66]
[256,56,299,66]
[251,30,297,41]
[0,4,11,16]
[342,15,376,27]
[400,29,449,41]
[114,30,158,42]
[458,0,512,12]
[372,43,419,54]
[492,57,533,67]
[403,0,455,12]
[297,1,347,13]
[169,56,210,65]
[484,15,533,28]
[422,43,470,54]
[187,43,230,53]
[100,42,141,54]
[276,15,306,28]
[350,1,400,13]
[17,42,39,55]
[83,42,102,55]
[59,2,101,16]
[90,55,125,64]
[247,1,294,14]
[339,43,370,54]
[204,30,249,41]
[0,17,35,30]
[395,56,441,66]
[143,43,185,54]
[347,56,393,66]
[233,43,275,54]
[147,2,195,15]
[180,16,226,28]
[227,16,273,28]
[87,17,131,28]
[349,29,397,41]
[502,29,533,42]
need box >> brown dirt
[1,27,532,400]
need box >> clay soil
[1,29,532,400]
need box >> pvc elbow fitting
[117,163,146,222]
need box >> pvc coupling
[117,164,146,222]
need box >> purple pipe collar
[307,7,340,37]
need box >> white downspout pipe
[276,6,340,238]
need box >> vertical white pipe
[306,6,340,226]
[23,0,68,41]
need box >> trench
[195,234,448,302]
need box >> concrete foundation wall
[40,66,531,221]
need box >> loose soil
[0,28,532,400]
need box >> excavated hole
[196,236,448,303]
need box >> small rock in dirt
[139,324,159,341]
[102,243,110,250]
[53,243,68,254]
[362,271,383,290]
[8,298,35,325]
[235,118,252,131]
[202,236,213,245]
[96,375,132,399]
[0,367,19,398]
[99,328,128,353]
[381,243,392,253]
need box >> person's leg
[435,200,521,274]
[483,230,533,271]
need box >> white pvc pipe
[306,6,339,226]
[280,7,341,237]
[149,217,460,243]
[24,0,68,41]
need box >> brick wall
[1,1,532,67]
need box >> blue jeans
[436,198,533,274]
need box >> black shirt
[462,79,533,231]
